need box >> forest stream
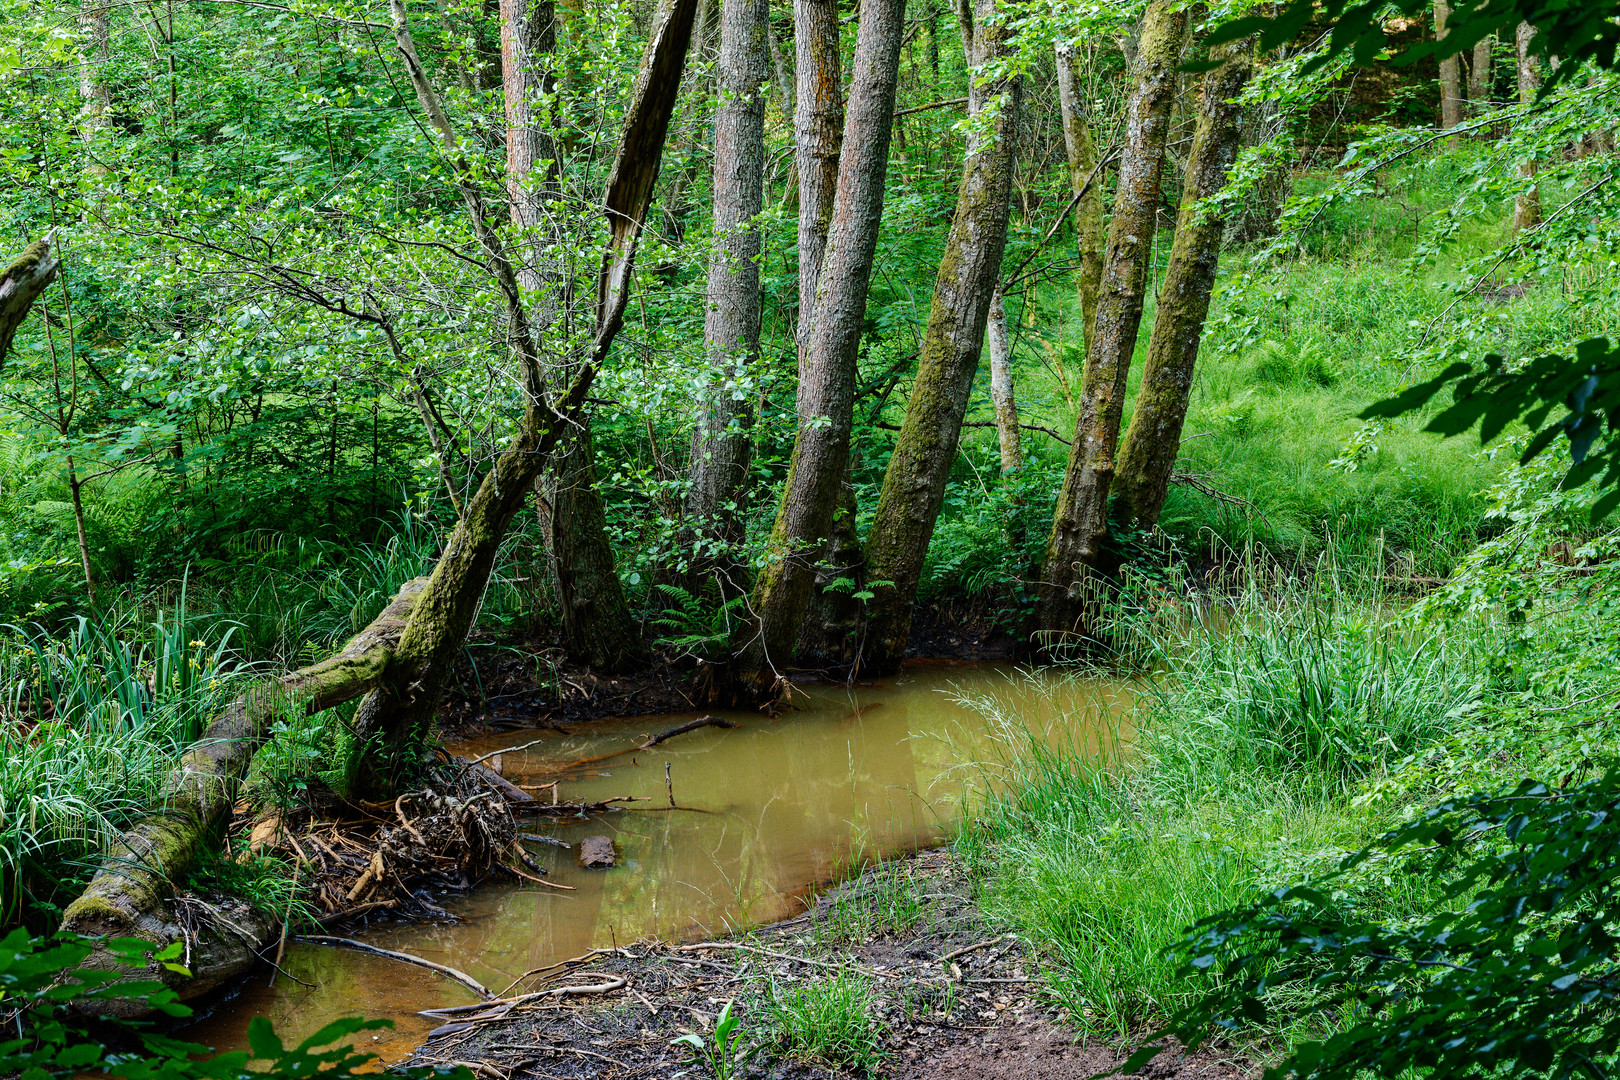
[182,663,1131,1062]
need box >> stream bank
[401,849,1252,1079]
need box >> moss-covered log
[859,0,1021,675]
[1112,44,1253,531]
[59,578,428,1014]
[1033,0,1187,653]
[0,234,61,367]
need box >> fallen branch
[555,716,739,771]
[676,941,901,980]
[297,935,493,998]
[419,975,630,1035]
[940,934,1015,964]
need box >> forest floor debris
[402,849,1255,1079]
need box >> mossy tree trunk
[1055,42,1104,356]
[721,0,904,702]
[1112,44,1253,532]
[545,428,642,670]
[0,235,60,366]
[1513,22,1541,232]
[1032,0,1187,653]
[685,0,769,579]
[60,580,429,1009]
[858,0,1022,675]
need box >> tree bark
[1032,0,1187,652]
[546,427,641,670]
[686,0,769,567]
[1513,22,1541,232]
[1055,41,1104,357]
[61,580,430,1013]
[1437,2,1464,133]
[0,235,61,367]
[723,0,904,701]
[793,475,864,670]
[1112,44,1253,532]
[793,0,844,361]
[859,0,1022,674]
[349,0,695,788]
[987,289,1021,472]
[1468,33,1492,110]
[78,0,111,163]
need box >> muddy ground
[400,850,1253,1080]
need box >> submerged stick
[555,716,739,770]
[296,935,493,998]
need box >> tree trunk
[1055,41,1105,357]
[686,0,769,569]
[794,475,864,670]
[1468,33,1492,110]
[350,0,696,789]
[1112,44,1253,532]
[61,0,696,1008]
[67,458,97,604]
[793,0,843,360]
[61,579,430,1013]
[988,289,1021,472]
[78,0,111,166]
[1513,22,1541,232]
[1437,2,1464,133]
[1031,0,1187,652]
[546,427,641,670]
[723,0,904,701]
[0,235,61,367]
[859,0,1021,674]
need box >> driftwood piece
[60,579,429,1015]
[296,935,493,998]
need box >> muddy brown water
[186,662,1130,1062]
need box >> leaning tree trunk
[0,235,60,366]
[61,0,698,1007]
[685,0,769,574]
[1055,41,1105,357]
[1437,2,1465,134]
[1513,22,1541,232]
[1112,44,1253,532]
[722,0,905,702]
[859,0,1022,675]
[60,580,429,1012]
[1032,0,1187,653]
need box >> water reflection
[187,663,1127,1059]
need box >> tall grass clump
[0,586,251,925]
[958,551,1488,1040]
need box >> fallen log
[60,578,428,1016]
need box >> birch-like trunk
[724,0,904,701]
[859,0,1022,674]
[1469,33,1493,109]
[1437,2,1465,132]
[1055,41,1105,356]
[1112,44,1253,531]
[1032,0,1187,650]
[988,289,1021,472]
[1513,22,1541,232]
[685,0,769,567]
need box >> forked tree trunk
[1437,2,1465,133]
[0,235,60,366]
[62,0,698,1004]
[987,289,1021,472]
[1513,22,1541,232]
[1055,41,1105,356]
[1032,0,1187,652]
[859,0,1022,674]
[686,0,769,570]
[723,0,905,701]
[1112,44,1253,531]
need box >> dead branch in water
[297,935,493,998]
[553,715,739,770]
